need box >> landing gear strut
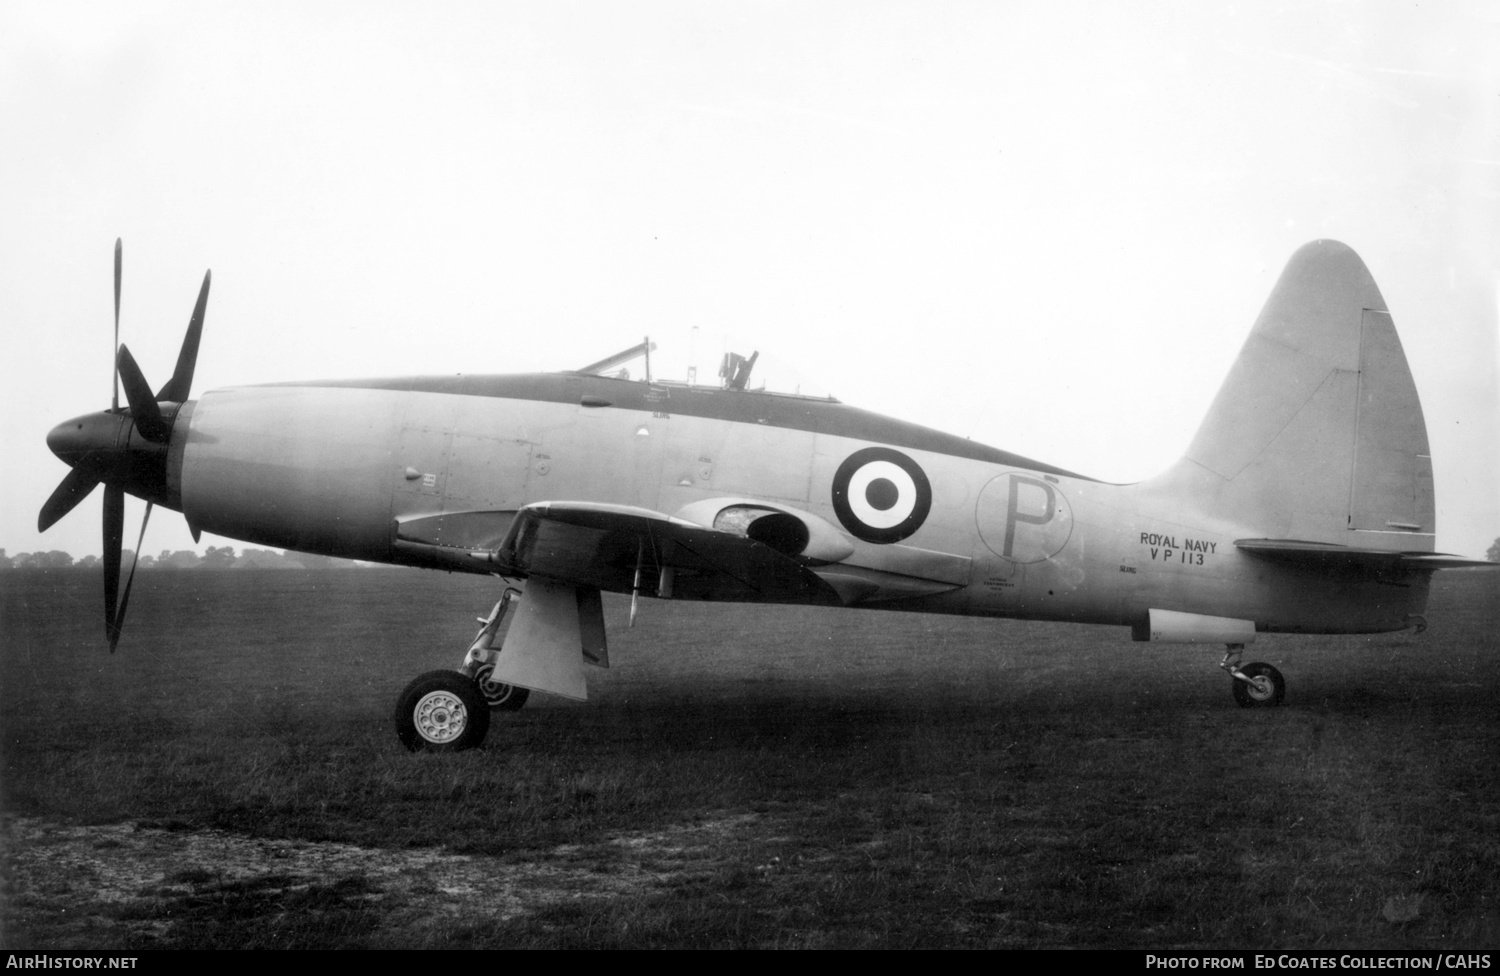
[393,584,530,752]
[460,585,530,711]
[1220,643,1285,708]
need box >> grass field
[3,567,1498,949]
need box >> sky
[3,0,1497,561]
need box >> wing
[489,501,843,605]
[394,509,517,571]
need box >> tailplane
[1157,240,1435,552]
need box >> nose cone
[47,411,127,469]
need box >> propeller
[116,346,170,442]
[111,500,154,651]
[38,466,102,534]
[39,239,211,651]
[113,238,121,413]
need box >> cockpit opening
[574,333,835,401]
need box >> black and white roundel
[831,447,932,544]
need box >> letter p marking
[1003,475,1056,558]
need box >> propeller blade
[38,467,101,532]
[113,239,122,413]
[110,501,153,653]
[157,270,210,403]
[103,486,124,644]
[116,345,171,442]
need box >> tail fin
[1161,240,1434,551]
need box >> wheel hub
[414,690,467,743]
[475,663,502,698]
[473,663,517,708]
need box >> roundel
[831,447,932,544]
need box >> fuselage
[162,372,1427,635]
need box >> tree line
[0,546,365,571]
[8,538,1498,571]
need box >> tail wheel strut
[1220,644,1286,708]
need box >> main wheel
[394,670,491,752]
[473,662,530,712]
[1231,662,1286,708]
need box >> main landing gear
[394,586,529,752]
[1220,643,1285,708]
[393,670,490,752]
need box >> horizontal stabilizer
[1235,538,1497,572]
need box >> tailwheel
[394,670,491,752]
[473,662,530,712]
[1231,661,1286,708]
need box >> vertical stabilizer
[1160,241,1434,550]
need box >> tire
[473,662,530,712]
[1231,662,1286,708]
[394,670,491,752]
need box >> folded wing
[492,501,843,605]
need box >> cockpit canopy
[575,333,836,401]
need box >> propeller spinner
[39,240,211,651]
